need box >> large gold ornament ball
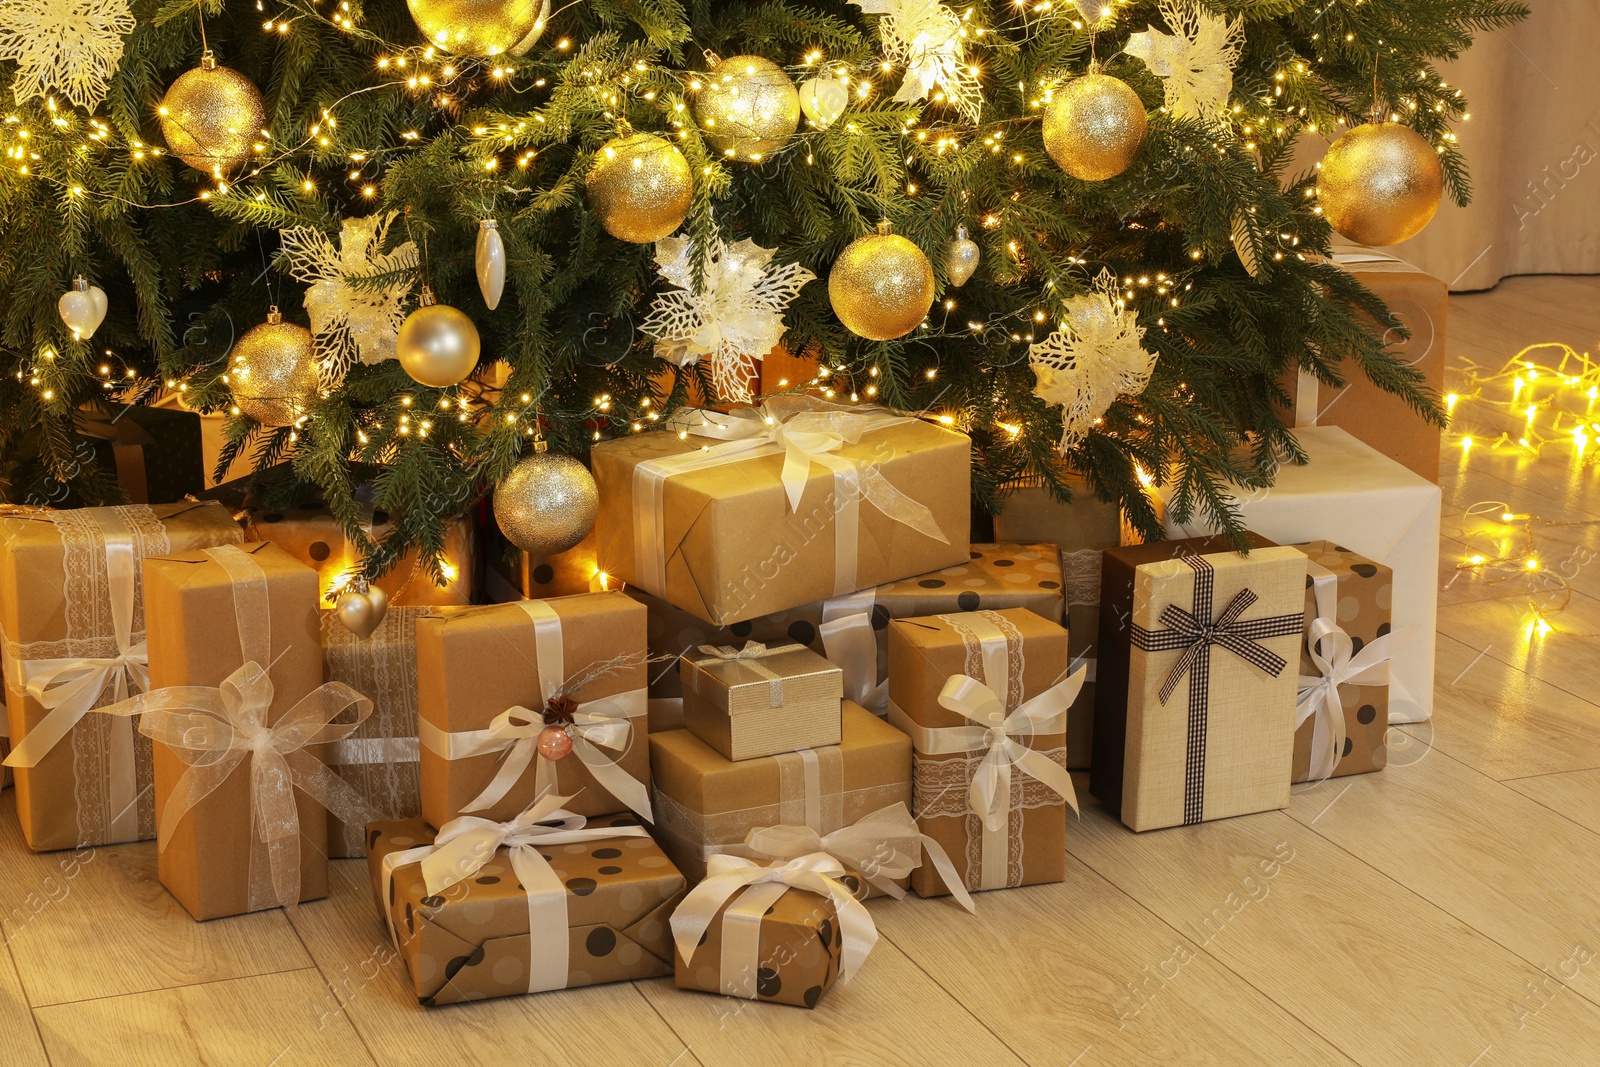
[1317,121,1444,247]
[585,132,694,244]
[693,55,800,161]
[1042,72,1148,181]
[397,298,481,387]
[159,59,268,175]
[828,224,936,341]
[406,0,548,56]
[231,314,318,427]
[494,450,599,555]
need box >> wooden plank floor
[5,275,1600,1065]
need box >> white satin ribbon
[819,590,885,711]
[671,852,878,999]
[1295,561,1397,782]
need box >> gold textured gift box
[416,592,650,826]
[680,643,843,761]
[649,702,910,885]
[591,403,971,627]
[143,541,330,919]
[0,502,243,851]
[887,608,1073,895]
[674,882,844,1009]
[368,813,686,1006]
[1092,536,1306,832]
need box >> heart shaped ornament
[946,226,980,287]
[798,75,849,130]
[335,582,388,638]
[58,277,108,338]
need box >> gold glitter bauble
[585,132,694,244]
[406,0,549,56]
[693,55,800,161]
[494,447,599,555]
[1042,71,1148,182]
[159,55,268,176]
[1316,121,1444,247]
[231,308,318,427]
[828,221,936,341]
[397,288,481,387]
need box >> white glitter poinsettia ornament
[849,0,983,124]
[1125,0,1244,121]
[279,212,419,384]
[642,234,815,403]
[0,0,135,110]
[1029,269,1155,448]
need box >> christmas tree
[0,0,1525,583]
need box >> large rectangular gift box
[992,476,1125,769]
[0,501,243,851]
[1291,541,1392,783]
[368,811,686,1006]
[416,592,651,827]
[680,642,842,761]
[636,543,1066,732]
[887,607,1077,895]
[1156,426,1439,724]
[649,701,910,885]
[1092,536,1306,832]
[592,399,971,627]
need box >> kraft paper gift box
[635,543,1065,731]
[1291,541,1393,783]
[680,642,843,761]
[591,399,971,627]
[368,803,686,1006]
[142,542,372,920]
[886,608,1080,895]
[416,592,652,827]
[1156,425,1440,723]
[485,526,608,603]
[1091,536,1306,833]
[649,702,910,886]
[992,477,1125,769]
[0,501,243,851]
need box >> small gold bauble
[230,307,318,427]
[1042,71,1148,182]
[397,287,481,387]
[494,444,599,555]
[945,226,980,288]
[1316,121,1444,247]
[406,0,549,56]
[159,53,269,175]
[585,132,694,244]
[828,221,936,341]
[693,55,801,161]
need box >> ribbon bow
[461,700,651,821]
[671,852,878,998]
[1296,620,1397,781]
[695,641,801,662]
[1151,588,1289,704]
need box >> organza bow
[462,701,651,821]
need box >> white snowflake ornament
[850,0,983,124]
[1125,0,1244,121]
[1029,269,1155,448]
[279,212,419,384]
[642,234,815,403]
[0,0,135,111]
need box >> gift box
[635,543,1065,731]
[1156,426,1439,723]
[1280,248,1447,483]
[592,399,971,627]
[142,542,372,919]
[1291,541,1393,783]
[0,501,243,851]
[149,393,249,489]
[1092,535,1306,832]
[680,642,843,761]
[886,608,1080,895]
[416,592,651,827]
[992,477,1125,769]
[80,405,206,505]
[649,702,910,885]
[368,801,686,1006]
[484,526,609,603]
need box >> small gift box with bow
[680,641,843,761]
[887,608,1081,895]
[1092,535,1307,832]
[368,793,687,1006]
[416,593,652,827]
[1290,541,1393,783]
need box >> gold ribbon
[1296,560,1398,782]
[687,641,804,707]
